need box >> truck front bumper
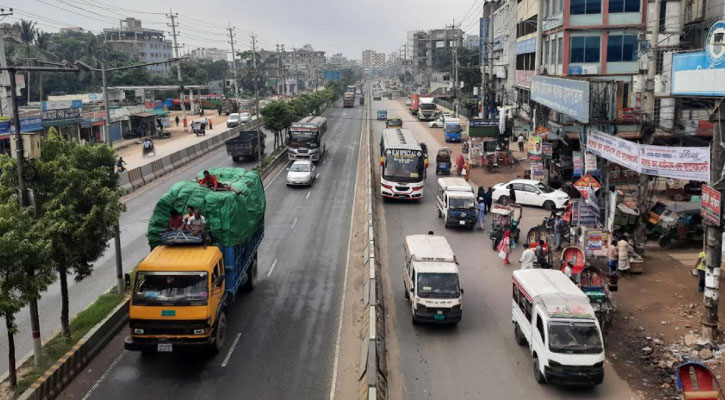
[544,365,604,386]
[124,335,213,352]
[413,308,462,324]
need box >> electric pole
[251,33,262,161]
[0,8,12,117]
[167,10,187,131]
[703,101,725,341]
[480,2,487,118]
[447,20,460,117]
[227,25,240,99]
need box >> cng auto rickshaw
[489,203,522,249]
[652,204,704,248]
[436,147,452,175]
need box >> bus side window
[535,314,545,340]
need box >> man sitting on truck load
[185,209,206,237]
[198,170,239,194]
[166,209,185,231]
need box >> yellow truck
[125,168,264,354]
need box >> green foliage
[261,100,294,133]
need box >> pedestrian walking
[607,271,619,309]
[517,134,525,153]
[477,186,486,202]
[463,161,470,181]
[535,239,552,269]
[175,115,180,126]
[208,118,213,130]
[498,230,512,266]
[617,236,633,276]
[607,240,618,273]
[694,251,706,292]
[135,124,144,139]
[509,187,517,204]
[477,198,486,230]
[484,187,493,212]
[456,154,465,175]
[553,215,565,250]
[520,243,535,270]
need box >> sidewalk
[115,112,258,170]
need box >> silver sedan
[286,160,316,186]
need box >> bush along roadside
[3,290,126,398]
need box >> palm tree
[34,32,53,101]
[17,20,36,104]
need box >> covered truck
[125,168,265,354]
[225,130,265,162]
[417,95,436,121]
[343,92,355,108]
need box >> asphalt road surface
[60,100,363,400]
[0,128,276,377]
[373,97,637,399]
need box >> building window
[659,1,667,32]
[571,0,601,14]
[609,0,640,12]
[558,37,563,64]
[622,83,630,108]
[607,35,637,61]
[544,40,550,64]
[570,36,600,63]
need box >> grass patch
[253,146,287,173]
[12,290,126,397]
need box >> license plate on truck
[157,343,173,352]
[459,220,465,225]
[434,314,445,321]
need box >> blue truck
[444,119,463,142]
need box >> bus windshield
[383,149,425,183]
[548,321,603,354]
[290,130,319,147]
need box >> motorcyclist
[142,138,154,155]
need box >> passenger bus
[379,128,427,200]
[288,116,327,162]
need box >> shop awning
[131,112,156,118]
[147,109,169,116]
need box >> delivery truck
[225,130,265,162]
[417,96,437,121]
[125,168,265,354]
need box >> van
[444,119,463,142]
[385,116,403,128]
[403,233,463,324]
[436,177,476,230]
[512,269,605,386]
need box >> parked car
[286,160,316,186]
[428,113,453,128]
[226,113,241,128]
[239,112,251,123]
[405,98,412,106]
[373,93,382,101]
[492,179,570,210]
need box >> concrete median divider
[170,151,183,169]
[140,163,155,184]
[127,167,145,191]
[177,148,190,165]
[151,159,165,178]
[161,156,174,174]
[186,145,198,161]
[200,140,209,153]
[18,296,129,400]
[118,171,132,193]
[192,143,203,158]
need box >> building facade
[362,50,386,69]
[190,47,227,62]
[103,18,173,75]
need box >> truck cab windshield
[548,321,603,354]
[445,124,462,132]
[420,103,436,110]
[383,150,425,183]
[449,197,475,209]
[133,272,209,306]
[416,273,460,298]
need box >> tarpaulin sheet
[148,168,265,248]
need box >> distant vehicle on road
[343,92,355,108]
[227,113,241,128]
[385,115,402,128]
[377,109,388,120]
[288,116,327,162]
[417,96,437,121]
[405,98,412,106]
[380,128,427,200]
[493,179,570,210]
[373,92,382,101]
[221,98,239,115]
[239,112,251,123]
[444,119,463,142]
[428,113,453,128]
[225,130,265,162]
[512,269,604,386]
[436,177,476,229]
[403,233,463,324]
[286,160,316,186]
[125,168,265,355]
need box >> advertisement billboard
[701,185,721,226]
[531,76,590,123]
[671,20,725,96]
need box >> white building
[362,49,386,69]
[103,18,173,74]
[190,47,227,62]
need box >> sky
[5,0,483,59]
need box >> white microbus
[379,128,427,200]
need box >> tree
[27,130,125,339]
[0,173,53,387]
[261,100,294,149]
[16,19,36,103]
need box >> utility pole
[276,44,281,95]
[167,10,187,131]
[293,47,299,95]
[480,2,487,118]
[227,25,239,99]
[703,101,725,341]
[0,8,12,117]
[534,0,544,73]
[251,33,262,161]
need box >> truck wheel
[232,156,240,163]
[514,323,526,346]
[243,256,258,291]
[404,282,409,300]
[211,311,227,354]
[533,356,546,384]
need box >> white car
[286,160,316,186]
[428,113,453,128]
[239,112,251,123]
[492,179,570,210]
[226,113,241,128]
[405,98,412,106]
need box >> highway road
[59,100,363,400]
[0,128,278,378]
[373,97,638,399]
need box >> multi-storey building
[411,28,464,87]
[103,18,173,74]
[362,50,386,69]
[190,47,227,63]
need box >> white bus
[379,128,427,200]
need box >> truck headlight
[193,328,206,335]
[133,328,144,335]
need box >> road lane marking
[264,162,288,190]
[291,217,298,230]
[306,191,311,200]
[316,173,320,179]
[82,352,125,400]
[329,96,365,400]
[220,332,242,368]
[323,159,327,165]
[266,259,278,277]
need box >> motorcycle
[142,143,156,158]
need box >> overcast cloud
[7,0,482,58]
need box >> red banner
[701,185,721,226]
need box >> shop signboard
[573,174,602,199]
[0,116,42,134]
[42,107,82,126]
[608,164,639,184]
[671,20,725,96]
[42,99,81,111]
[586,230,604,253]
[576,201,600,226]
[530,161,545,181]
[585,151,597,173]
[701,184,721,226]
[639,144,710,182]
[527,135,542,160]
[572,151,583,176]
[586,130,640,172]
[542,142,553,157]
[530,76,590,123]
